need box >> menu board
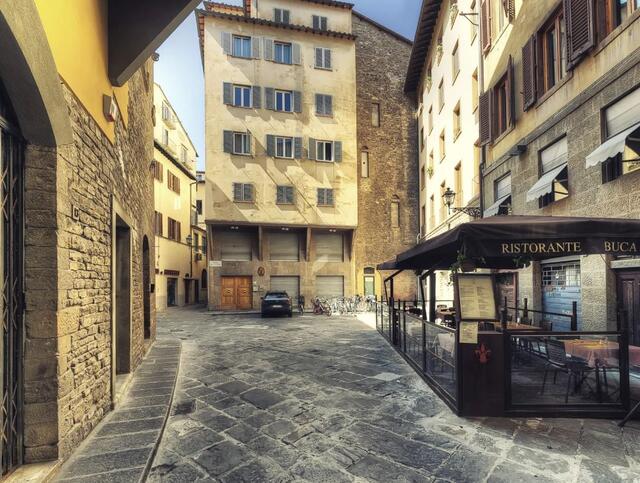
[456,274,499,321]
[459,322,479,344]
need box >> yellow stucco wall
[253,0,353,33]
[35,0,129,141]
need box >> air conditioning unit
[103,95,119,123]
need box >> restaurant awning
[484,194,511,217]
[525,163,568,202]
[586,122,640,168]
[378,215,640,271]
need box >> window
[421,204,426,235]
[473,145,481,196]
[429,195,436,229]
[234,85,252,108]
[162,128,169,146]
[372,103,381,127]
[493,74,510,138]
[597,0,638,40]
[275,90,293,112]
[317,188,334,206]
[439,130,446,160]
[602,86,640,181]
[470,0,478,41]
[274,42,292,64]
[495,173,512,201]
[233,132,251,155]
[454,163,463,204]
[439,183,447,222]
[472,70,479,112]
[420,165,425,190]
[361,151,369,178]
[481,0,492,52]
[538,9,567,95]
[276,185,295,204]
[162,102,171,122]
[313,15,328,31]
[196,199,203,215]
[316,141,334,162]
[202,235,207,254]
[167,218,181,242]
[233,183,254,202]
[452,42,460,81]
[428,150,434,174]
[453,102,461,139]
[275,136,294,158]
[420,127,425,151]
[537,137,569,207]
[315,47,332,69]
[316,94,333,116]
[482,57,514,143]
[438,80,444,112]
[180,145,188,164]
[194,233,200,251]
[152,160,163,181]
[154,211,163,236]
[274,8,290,24]
[428,106,433,133]
[232,35,252,58]
[167,171,180,194]
[391,197,400,228]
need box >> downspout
[477,0,486,217]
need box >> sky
[155,0,423,170]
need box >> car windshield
[265,292,288,300]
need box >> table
[494,322,542,331]
[565,340,640,368]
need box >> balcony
[163,139,178,157]
[162,105,177,129]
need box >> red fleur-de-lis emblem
[475,343,492,364]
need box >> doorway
[167,278,177,306]
[184,278,191,305]
[221,276,252,310]
[618,271,640,346]
[115,217,131,376]
[142,236,151,339]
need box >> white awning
[484,194,511,218]
[526,163,568,202]
[586,122,640,168]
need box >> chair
[531,321,553,356]
[541,339,593,403]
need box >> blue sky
[155,0,423,170]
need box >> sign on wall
[209,260,222,268]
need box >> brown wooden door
[618,271,640,347]
[220,276,252,310]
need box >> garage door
[316,276,344,298]
[219,231,253,261]
[316,233,343,262]
[269,233,299,261]
[542,261,581,331]
[270,276,300,300]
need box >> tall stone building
[352,12,418,300]
[479,0,640,334]
[0,0,198,475]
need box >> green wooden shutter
[293,91,302,113]
[315,48,322,68]
[276,186,284,203]
[252,37,261,59]
[222,32,232,54]
[312,15,320,29]
[294,137,303,159]
[522,36,537,110]
[333,141,342,162]
[325,49,332,69]
[283,10,290,24]
[252,86,261,109]
[325,95,333,116]
[326,189,334,206]
[266,135,276,156]
[264,38,274,61]
[265,88,275,110]
[244,184,254,202]
[223,130,233,153]
[223,82,233,105]
[315,94,323,115]
[309,138,317,160]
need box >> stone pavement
[143,307,640,483]
[54,340,181,482]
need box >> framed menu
[454,274,499,321]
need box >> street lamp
[442,187,482,219]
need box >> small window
[453,102,461,139]
[420,166,425,190]
[361,151,369,178]
[454,163,463,204]
[439,130,446,160]
[429,194,435,229]
[316,94,333,116]
[596,0,638,40]
[537,8,567,95]
[317,188,334,206]
[180,145,188,163]
[538,137,569,207]
[167,218,181,241]
[452,42,460,81]
[233,183,254,202]
[313,15,328,31]
[439,183,447,222]
[493,74,510,138]
[438,80,444,112]
[167,171,181,194]
[276,185,295,204]
[315,47,332,69]
[316,141,334,162]
[152,160,163,181]
[428,150,434,173]
[233,132,251,155]
[428,106,433,133]
[372,103,381,127]
[196,199,203,215]
[274,8,290,24]
[274,42,293,64]
[275,90,293,112]
[275,136,294,159]
[162,102,172,122]
[420,127,425,151]
[470,0,478,41]
[495,173,512,201]
[472,70,479,112]
[234,85,252,108]
[162,128,169,146]
[154,211,163,236]
[232,35,252,58]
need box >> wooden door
[221,277,237,309]
[236,277,252,309]
[618,271,640,346]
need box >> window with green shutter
[316,94,333,116]
[315,47,332,69]
[232,35,252,58]
[313,15,328,31]
[317,188,334,206]
[275,137,294,158]
[275,90,293,112]
[232,132,251,155]
[316,140,334,162]
[233,183,254,202]
[274,42,292,64]
[276,186,294,204]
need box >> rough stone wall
[23,62,156,462]
[352,14,419,300]
[482,56,640,330]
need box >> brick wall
[23,62,156,462]
[352,14,419,300]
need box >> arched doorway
[0,78,24,476]
[142,236,151,339]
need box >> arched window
[201,269,208,289]
[364,267,375,275]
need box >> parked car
[261,291,293,317]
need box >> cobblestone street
[147,307,640,482]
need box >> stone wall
[352,13,419,300]
[23,62,156,462]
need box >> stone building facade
[479,1,640,333]
[0,0,198,475]
[352,12,418,300]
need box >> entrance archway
[115,216,131,375]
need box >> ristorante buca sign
[474,239,640,258]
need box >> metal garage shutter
[269,233,299,261]
[316,233,343,262]
[219,231,253,261]
[316,276,344,298]
[542,260,581,331]
[270,276,299,300]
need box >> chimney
[243,0,251,17]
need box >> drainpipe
[477,0,486,217]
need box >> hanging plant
[512,256,532,269]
